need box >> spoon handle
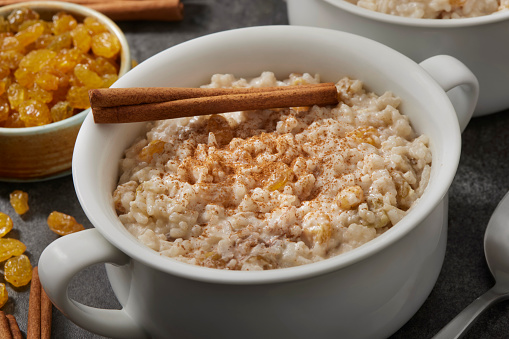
[432,286,509,339]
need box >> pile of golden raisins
[0,190,84,308]
[0,7,121,127]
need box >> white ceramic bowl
[286,0,508,116]
[0,1,131,182]
[39,26,478,339]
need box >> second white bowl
[287,0,509,116]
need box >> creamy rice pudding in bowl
[113,72,434,271]
[286,0,509,116]
[38,26,478,339]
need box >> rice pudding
[113,72,432,271]
[345,0,509,18]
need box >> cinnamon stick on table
[27,267,41,339]
[90,83,340,124]
[0,0,184,21]
[0,311,12,339]
[87,0,183,21]
[41,285,53,339]
[5,315,22,339]
[27,267,53,339]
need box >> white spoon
[433,190,509,339]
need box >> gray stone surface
[1,0,508,338]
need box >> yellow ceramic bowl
[0,1,131,182]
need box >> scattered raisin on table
[0,238,27,262]
[4,254,32,287]
[0,283,8,308]
[0,212,13,237]
[47,211,84,236]
[9,190,29,215]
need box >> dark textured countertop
[1,0,508,338]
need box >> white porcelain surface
[286,0,508,116]
[39,26,478,338]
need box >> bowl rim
[322,0,509,27]
[73,25,460,285]
[0,1,132,135]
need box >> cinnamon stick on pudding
[90,83,339,124]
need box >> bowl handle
[38,228,147,339]
[419,55,479,132]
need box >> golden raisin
[0,213,13,238]
[0,17,9,33]
[52,12,77,35]
[50,48,82,73]
[0,82,7,98]
[19,99,52,126]
[51,77,71,104]
[0,77,8,92]
[14,67,35,88]
[66,85,90,109]
[4,254,32,287]
[7,83,28,110]
[139,140,166,162]
[17,18,51,34]
[0,97,10,122]
[101,73,118,88]
[302,213,332,246]
[0,50,24,69]
[34,71,59,91]
[262,162,293,191]
[0,283,8,308]
[47,211,84,236]
[2,110,25,128]
[90,57,118,75]
[337,185,364,210]
[74,64,103,88]
[91,32,120,59]
[83,16,108,34]
[34,33,54,49]
[28,85,53,103]
[7,8,39,32]
[303,223,332,245]
[47,32,72,51]
[50,101,73,122]
[0,35,20,51]
[70,24,91,53]
[15,22,45,47]
[0,238,26,262]
[0,79,10,92]
[346,126,379,146]
[0,64,10,79]
[19,49,57,72]
[9,190,29,215]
